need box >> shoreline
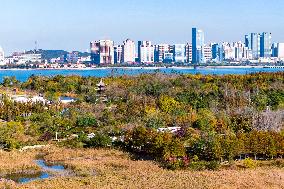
[0,65,283,71]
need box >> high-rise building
[0,46,4,65]
[235,42,246,61]
[260,32,272,58]
[185,43,192,63]
[90,40,114,65]
[192,28,205,64]
[211,44,219,60]
[245,34,251,49]
[203,45,212,62]
[114,45,123,64]
[155,44,173,63]
[251,33,261,59]
[277,43,284,59]
[174,44,186,63]
[271,43,278,57]
[154,45,160,63]
[122,39,136,63]
[138,41,154,63]
[243,47,252,60]
[222,42,235,60]
[212,43,224,62]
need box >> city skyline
[1,0,284,54]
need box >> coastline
[0,65,283,71]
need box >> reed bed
[0,147,284,189]
[0,150,40,175]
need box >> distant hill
[40,50,68,61]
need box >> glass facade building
[174,44,186,63]
[251,33,260,59]
[192,28,205,64]
[260,32,272,58]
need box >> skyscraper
[122,39,136,63]
[185,43,192,63]
[137,41,142,63]
[271,43,278,57]
[174,44,186,63]
[114,45,123,64]
[203,45,212,62]
[211,44,219,60]
[90,40,114,65]
[245,34,251,49]
[277,43,284,59]
[251,33,260,59]
[192,28,205,64]
[138,41,154,63]
[155,44,173,63]
[260,32,272,58]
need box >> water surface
[4,160,66,184]
[0,67,283,82]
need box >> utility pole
[55,132,59,141]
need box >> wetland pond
[4,160,66,184]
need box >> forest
[0,72,283,170]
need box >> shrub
[189,161,208,171]
[85,133,112,148]
[59,139,85,148]
[206,161,220,171]
[0,122,25,149]
[243,158,257,169]
[77,114,98,128]
[189,161,220,171]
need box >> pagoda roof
[97,79,106,87]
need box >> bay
[0,67,283,82]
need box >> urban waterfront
[0,67,283,82]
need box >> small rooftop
[97,79,106,87]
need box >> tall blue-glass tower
[260,32,272,58]
[192,28,205,64]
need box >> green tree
[0,122,25,149]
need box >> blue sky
[0,0,283,54]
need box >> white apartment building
[277,43,284,59]
[185,43,192,63]
[139,41,154,63]
[90,40,114,65]
[8,52,42,65]
[203,45,212,62]
[122,39,135,63]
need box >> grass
[0,146,284,189]
[0,150,40,175]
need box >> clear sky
[0,0,283,54]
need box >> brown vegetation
[0,146,284,189]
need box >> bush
[189,161,220,171]
[189,161,208,171]
[206,161,220,171]
[243,158,257,169]
[77,114,98,128]
[85,133,112,148]
[0,122,25,149]
[59,139,85,148]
